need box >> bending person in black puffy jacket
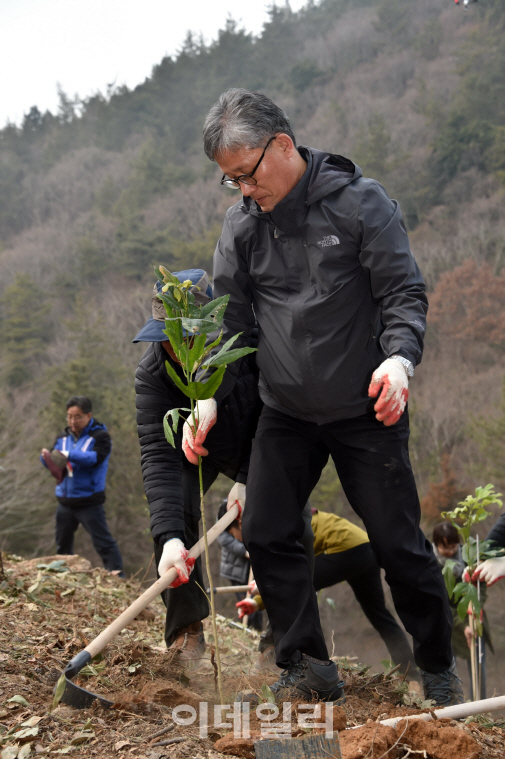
[134,269,261,660]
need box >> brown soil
[0,553,504,758]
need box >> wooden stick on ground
[373,694,505,729]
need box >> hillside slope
[0,0,504,600]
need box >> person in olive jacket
[185,89,461,706]
[134,269,260,660]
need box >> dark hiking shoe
[420,658,464,706]
[240,656,345,704]
[168,621,205,661]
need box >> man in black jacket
[134,268,260,659]
[184,89,462,705]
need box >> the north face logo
[317,235,340,248]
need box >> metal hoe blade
[61,650,113,708]
[54,504,240,708]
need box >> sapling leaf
[187,303,203,318]
[158,290,181,313]
[51,674,67,711]
[442,560,457,600]
[199,294,230,322]
[202,346,257,369]
[163,413,175,447]
[187,333,207,372]
[457,593,470,623]
[452,581,469,600]
[181,317,220,335]
[197,333,223,367]
[172,367,228,401]
[163,319,184,360]
[162,407,191,448]
[191,365,227,399]
[165,360,192,397]
[260,683,276,704]
[201,333,241,366]
[158,266,177,283]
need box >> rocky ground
[0,553,504,759]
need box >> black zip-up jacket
[213,147,428,424]
[487,513,505,549]
[135,342,260,544]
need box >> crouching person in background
[40,395,123,575]
[134,269,260,661]
[217,499,263,631]
[433,521,492,699]
[238,507,418,681]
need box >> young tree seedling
[154,266,256,704]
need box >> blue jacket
[41,418,111,507]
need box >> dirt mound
[0,552,504,758]
[397,718,480,759]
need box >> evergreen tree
[0,275,51,386]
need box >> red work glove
[236,598,258,619]
[368,358,409,426]
[158,539,196,588]
[182,399,217,464]
[248,579,258,595]
[227,482,246,519]
[463,567,472,583]
[472,557,505,586]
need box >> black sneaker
[240,656,345,704]
[420,657,464,706]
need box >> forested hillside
[1,0,505,578]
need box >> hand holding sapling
[472,556,505,586]
[441,484,503,623]
[182,398,217,463]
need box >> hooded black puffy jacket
[135,342,260,543]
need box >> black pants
[258,501,315,653]
[242,406,453,672]
[313,544,415,675]
[55,502,123,573]
[154,459,220,646]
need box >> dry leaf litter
[0,553,504,759]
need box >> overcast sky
[0,0,307,127]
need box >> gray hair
[203,88,296,161]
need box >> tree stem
[198,453,224,704]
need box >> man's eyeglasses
[67,414,85,421]
[220,135,276,190]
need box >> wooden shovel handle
[378,694,505,728]
[84,503,239,658]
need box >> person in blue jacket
[40,395,123,574]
